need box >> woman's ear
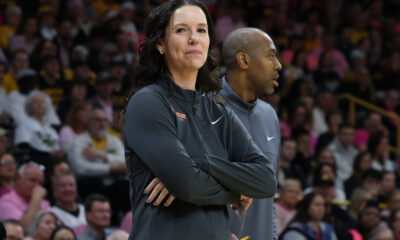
[156,40,165,55]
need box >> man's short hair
[52,171,75,189]
[84,194,110,212]
[338,123,354,132]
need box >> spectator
[68,108,127,218]
[51,171,87,231]
[2,49,29,94]
[0,162,50,231]
[327,123,358,190]
[14,91,63,165]
[37,6,57,41]
[277,137,305,187]
[0,62,10,122]
[2,219,23,240]
[357,201,389,240]
[214,0,246,44]
[368,131,395,172]
[37,56,65,107]
[313,50,341,93]
[309,163,346,203]
[344,151,373,199]
[312,90,335,137]
[382,190,400,219]
[8,71,60,126]
[114,31,134,66]
[57,80,88,123]
[119,2,139,49]
[55,19,74,69]
[27,210,59,240]
[315,110,343,154]
[67,0,91,45]
[9,17,39,55]
[354,112,385,151]
[77,194,111,240]
[0,5,22,50]
[108,56,128,105]
[280,192,337,240]
[90,73,115,123]
[291,126,313,181]
[374,228,394,240]
[106,230,128,240]
[315,149,336,166]
[30,40,57,72]
[361,169,382,199]
[59,101,91,152]
[379,171,396,203]
[50,226,77,240]
[0,153,17,197]
[388,209,400,240]
[276,179,302,236]
[348,187,374,221]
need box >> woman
[280,192,337,240]
[344,151,372,199]
[9,17,39,55]
[50,226,76,240]
[0,153,17,197]
[124,1,276,239]
[368,131,394,172]
[348,187,374,220]
[59,101,91,152]
[27,210,59,240]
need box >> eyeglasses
[0,160,16,166]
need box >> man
[51,171,87,231]
[277,137,305,187]
[2,220,23,240]
[1,49,29,94]
[328,123,358,190]
[0,163,50,231]
[69,108,127,217]
[219,27,282,240]
[78,194,111,240]
[91,72,115,123]
[0,128,9,156]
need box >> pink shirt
[0,185,11,198]
[275,202,296,236]
[0,190,50,220]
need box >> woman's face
[76,104,91,124]
[377,137,389,156]
[321,165,335,179]
[280,185,301,207]
[319,150,335,165]
[36,213,57,240]
[0,154,17,180]
[360,207,380,230]
[359,153,372,172]
[25,18,37,36]
[53,228,75,240]
[308,195,325,221]
[158,5,210,75]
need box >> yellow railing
[336,93,400,153]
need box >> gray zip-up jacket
[124,76,277,240]
[220,77,281,240]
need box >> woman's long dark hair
[291,192,324,223]
[125,0,220,103]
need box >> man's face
[53,175,77,204]
[16,165,44,200]
[43,59,60,78]
[86,201,111,229]
[89,109,109,137]
[12,53,29,72]
[247,34,282,96]
[281,140,296,161]
[0,134,9,154]
[280,185,301,207]
[338,127,354,148]
[363,178,380,197]
[4,223,24,240]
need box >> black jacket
[124,76,276,240]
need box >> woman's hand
[144,177,176,207]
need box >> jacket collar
[158,74,202,105]
[220,76,257,113]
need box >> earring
[158,49,164,55]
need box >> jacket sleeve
[205,108,277,199]
[124,91,240,206]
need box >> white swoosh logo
[267,136,274,141]
[211,116,223,125]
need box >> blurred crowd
[0,0,399,239]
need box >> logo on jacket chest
[170,105,187,120]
